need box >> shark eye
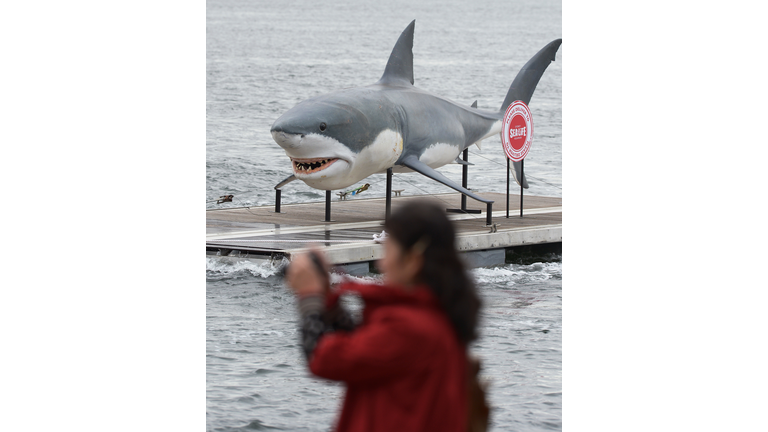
[319,122,327,132]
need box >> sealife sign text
[501,100,533,162]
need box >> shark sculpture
[271,20,561,203]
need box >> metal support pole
[506,159,510,218]
[461,148,468,211]
[275,189,282,213]
[385,168,393,220]
[520,159,524,218]
[486,202,493,226]
[325,190,331,222]
[446,149,480,214]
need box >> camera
[278,251,327,279]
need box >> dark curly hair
[384,200,481,344]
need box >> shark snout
[271,115,310,149]
[271,130,303,150]
[270,116,306,136]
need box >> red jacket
[310,281,468,432]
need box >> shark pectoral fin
[275,174,296,189]
[510,160,529,189]
[470,100,478,108]
[400,155,493,204]
[453,157,474,166]
[474,141,482,150]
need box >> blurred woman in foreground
[285,200,485,432]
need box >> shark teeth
[291,158,339,174]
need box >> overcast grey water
[207,0,562,430]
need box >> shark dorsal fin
[378,20,415,86]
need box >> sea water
[207,0,562,430]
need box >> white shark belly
[419,143,462,168]
[350,129,403,178]
[479,120,502,142]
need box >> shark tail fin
[500,39,562,113]
[511,160,529,189]
[378,20,416,86]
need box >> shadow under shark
[271,20,561,204]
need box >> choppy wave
[472,260,562,286]
[205,257,287,278]
[206,256,561,283]
[205,256,386,285]
[330,272,382,285]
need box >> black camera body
[279,251,327,279]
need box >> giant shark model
[271,20,561,203]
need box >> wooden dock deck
[206,192,561,269]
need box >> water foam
[329,272,382,286]
[205,256,287,278]
[472,261,562,285]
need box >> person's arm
[297,292,357,360]
[309,310,435,385]
[287,249,356,360]
[297,294,328,360]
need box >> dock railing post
[486,202,493,226]
[461,148,468,211]
[325,190,331,222]
[275,189,282,213]
[385,168,392,220]
[446,149,480,214]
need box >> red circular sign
[501,101,533,162]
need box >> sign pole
[520,159,524,218]
[506,158,510,218]
[501,100,533,220]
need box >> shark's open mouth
[291,157,339,174]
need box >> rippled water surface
[207,0,561,430]
[207,0,561,208]
[207,256,562,431]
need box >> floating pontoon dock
[206,192,561,272]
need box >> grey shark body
[271,21,561,203]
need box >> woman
[285,200,483,432]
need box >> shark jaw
[291,157,340,175]
[290,155,353,189]
[271,129,404,191]
[271,131,355,189]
